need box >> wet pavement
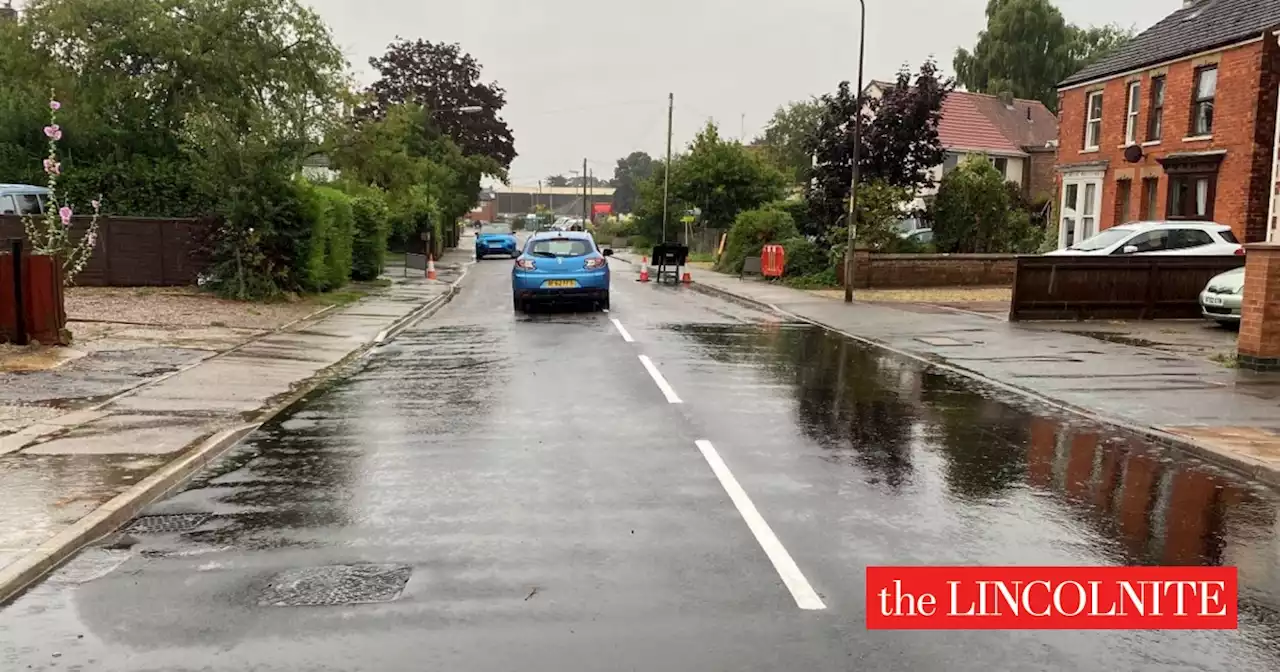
[2,258,1280,670]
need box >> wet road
[4,257,1280,671]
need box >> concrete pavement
[617,254,1280,486]
[0,249,470,603]
[2,256,1278,670]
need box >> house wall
[1056,38,1279,245]
[1026,150,1057,203]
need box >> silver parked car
[1199,266,1245,327]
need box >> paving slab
[24,414,221,456]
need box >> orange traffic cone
[426,255,438,280]
[641,255,648,265]
[638,264,650,283]
[681,271,692,284]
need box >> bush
[779,236,826,277]
[293,183,332,292]
[316,187,355,290]
[716,207,799,273]
[931,156,1039,253]
[350,191,390,281]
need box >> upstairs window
[1125,81,1141,145]
[1191,66,1217,136]
[1084,91,1103,150]
[1147,76,1166,141]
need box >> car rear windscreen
[530,239,593,257]
[1219,230,1240,244]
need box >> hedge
[350,191,390,281]
[317,187,355,290]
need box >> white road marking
[611,318,635,342]
[694,439,826,611]
[638,355,681,403]
[374,329,389,344]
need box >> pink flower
[86,231,97,247]
[49,100,61,111]
[42,158,60,175]
[91,199,101,211]
[59,206,73,226]
[43,125,62,141]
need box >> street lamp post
[844,0,867,304]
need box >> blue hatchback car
[512,231,613,312]
[475,223,519,259]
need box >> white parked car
[1046,221,1243,257]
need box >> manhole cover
[125,513,212,534]
[915,336,968,347]
[258,564,413,607]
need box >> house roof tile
[1060,0,1280,88]
[937,91,1056,155]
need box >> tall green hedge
[317,187,354,290]
[350,191,390,281]
[294,183,331,292]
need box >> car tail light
[1235,247,1246,256]
[515,258,536,270]
[584,257,607,270]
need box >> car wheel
[476,253,484,260]
[600,294,610,312]
[513,296,524,312]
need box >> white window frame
[1059,170,1106,249]
[1125,82,1141,145]
[1084,91,1104,150]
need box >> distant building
[301,154,338,183]
[489,184,615,217]
[863,82,1059,205]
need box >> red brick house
[1055,0,1280,249]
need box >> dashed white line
[611,318,635,343]
[638,355,682,403]
[694,439,826,611]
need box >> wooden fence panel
[1009,255,1246,321]
[0,215,212,286]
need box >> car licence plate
[1203,295,1225,307]
[544,280,577,288]
[488,241,504,247]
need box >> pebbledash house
[1055,0,1280,250]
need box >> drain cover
[125,513,212,534]
[258,564,413,607]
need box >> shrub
[715,207,799,273]
[350,191,390,281]
[931,156,1039,253]
[316,186,355,290]
[779,236,826,277]
[294,182,332,292]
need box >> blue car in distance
[475,223,519,259]
[512,231,613,312]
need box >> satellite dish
[1123,144,1144,163]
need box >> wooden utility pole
[662,93,673,243]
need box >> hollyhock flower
[43,158,60,175]
[49,100,61,111]
[91,199,101,211]
[43,125,62,141]
[59,206,73,226]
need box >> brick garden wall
[841,252,1018,289]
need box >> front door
[1059,171,1105,249]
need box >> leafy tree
[544,174,569,187]
[1070,24,1136,69]
[633,122,787,243]
[752,99,823,185]
[955,0,1135,111]
[610,151,655,213]
[805,60,951,237]
[0,0,348,217]
[715,206,799,273]
[365,39,516,170]
[931,156,1040,253]
[823,180,914,263]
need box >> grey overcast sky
[309,0,1172,185]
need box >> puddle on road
[676,322,1280,589]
